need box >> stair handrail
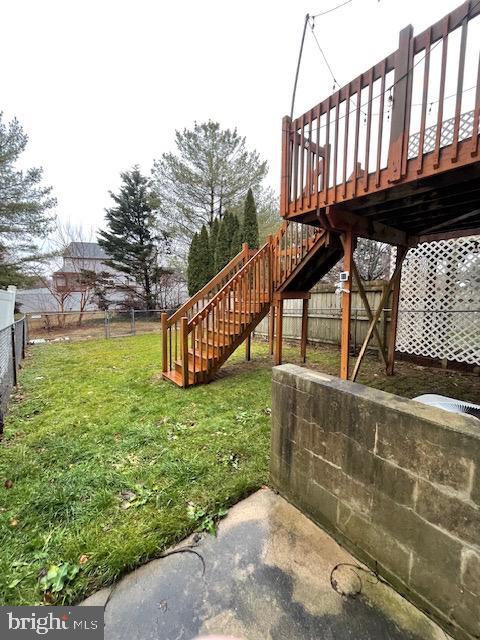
[188,241,271,329]
[166,243,251,327]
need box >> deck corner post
[340,231,354,380]
[388,24,414,182]
[281,115,292,217]
[161,312,168,373]
[180,317,189,387]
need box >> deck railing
[280,0,480,218]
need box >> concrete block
[373,456,416,507]
[415,480,480,547]
[336,503,411,579]
[461,547,480,597]
[376,416,477,494]
[471,465,480,508]
[373,492,462,579]
[296,418,326,456]
[305,479,338,530]
[409,556,464,628]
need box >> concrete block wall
[271,364,480,640]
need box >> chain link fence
[26,309,174,343]
[0,317,27,432]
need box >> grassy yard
[1,334,478,605]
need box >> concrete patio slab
[81,488,449,640]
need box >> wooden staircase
[162,221,342,387]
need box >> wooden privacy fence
[255,281,391,353]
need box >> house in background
[16,242,186,313]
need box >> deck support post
[245,333,251,361]
[274,299,284,366]
[340,231,354,380]
[301,298,309,363]
[386,246,407,375]
[268,306,275,355]
[161,312,168,373]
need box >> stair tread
[162,369,197,387]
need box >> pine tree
[187,232,201,295]
[230,214,242,257]
[198,224,213,287]
[209,218,220,272]
[215,212,232,272]
[98,167,166,309]
[242,188,259,250]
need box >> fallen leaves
[4,479,13,489]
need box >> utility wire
[311,0,352,19]
[296,0,480,132]
[290,14,310,119]
[309,17,340,89]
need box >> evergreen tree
[241,188,259,249]
[230,214,242,257]
[152,121,268,256]
[198,224,213,288]
[0,113,55,285]
[187,232,201,295]
[98,167,166,309]
[209,218,220,271]
[215,212,232,272]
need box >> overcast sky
[2,0,464,234]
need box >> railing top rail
[188,242,270,329]
[167,245,248,326]
[413,0,480,53]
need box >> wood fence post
[301,298,309,363]
[274,300,284,366]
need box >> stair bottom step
[163,369,198,387]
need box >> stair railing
[182,242,272,386]
[161,243,251,375]
[271,220,327,289]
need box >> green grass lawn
[1,334,478,605]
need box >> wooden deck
[280,1,480,245]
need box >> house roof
[64,242,107,259]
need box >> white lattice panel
[408,111,474,158]
[396,236,480,365]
